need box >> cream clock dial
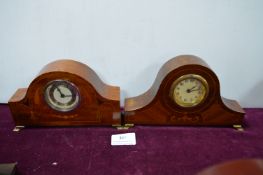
[44,80,80,112]
[170,74,209,107]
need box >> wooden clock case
[124,55,245,126]
[8,60,121,127]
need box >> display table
[0,104,263,175]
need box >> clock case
[124,55,245,126]
[8,60,121,127]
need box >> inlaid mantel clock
[8,59,121,129]
[124,55,245,128]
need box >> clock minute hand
[189,88,201,92]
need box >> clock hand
[189,86,196,90]
[189,88,201,92]
[63,94,72,97]
[56,87,66,98]
[186,86,196,93]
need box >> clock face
[170,74,209,107]
[44,80,80,112]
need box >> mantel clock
[124,55,245,127]
[9,59,121,128]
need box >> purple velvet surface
[0,104,263,175]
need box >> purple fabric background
[0,104,263,175]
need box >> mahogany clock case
[124,55,245,126]
[8,59,121,127]
[8,55,245,128]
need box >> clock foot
[13,126,25,132]
[233,125,244,131]
[114,124,134,130]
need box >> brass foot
[114,124,134,130]
[233,125,244,131]
[13,126,25,132]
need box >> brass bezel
[169,74,209,108]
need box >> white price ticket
[111,133,136,146]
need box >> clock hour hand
[55,86,66,98]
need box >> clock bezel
[44,79,80,112]
[169,74,209,108]
[161,67,217,113]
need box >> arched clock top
[31,59,119,101]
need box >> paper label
[111,133,136,146]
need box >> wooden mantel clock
[8,59,121,129]
[124,55,245,128]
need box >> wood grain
[124,55,245,126]
[8,59,121,127]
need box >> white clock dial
[170,74,209,107]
